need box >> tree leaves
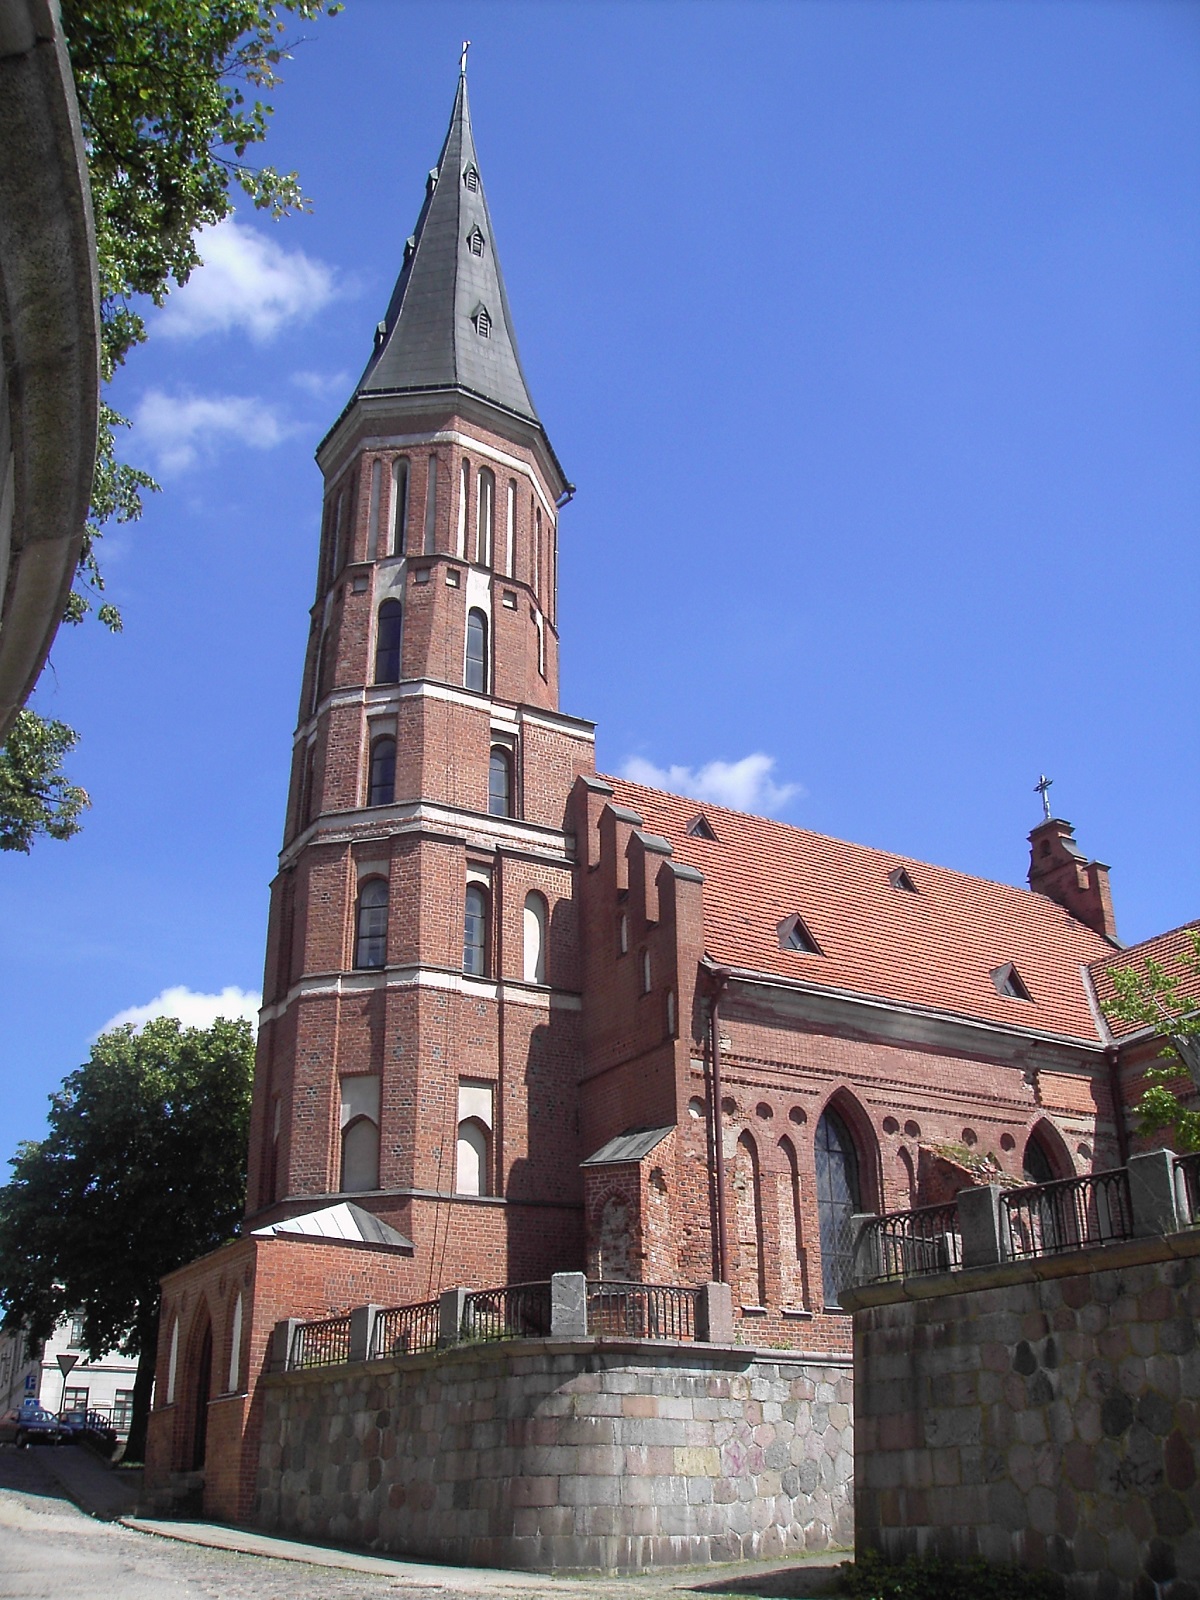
[1103,931,1200,1154]
[0,712,89,852]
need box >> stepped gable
[604,775,1115,1043]
[1088,918,1200,1039]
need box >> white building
[0,1315,138,1433]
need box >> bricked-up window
[354,879,388,969]
[815,1108,862,1309]
[390,458,409,554]
[463,884,489,976]
[341,1115,380,1191]
[310,629,327,717]
[423,454,438,554]
[618,910,628,955]
[477,467,495,566]
[226,1291,243,1393]
[465,608,489,694]
[368,737,396,807]
[374,600,403,683]
[523,891,547,984]
[641,949,652,994]
[488,747,512,817]
[456,1119,490,1194]
[368,458,382,554]
[299,743,317,829]
[165,1318,179,1405]
[457,460,469,557]
[505,479,516,575]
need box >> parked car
[0,1404,64,1447]
[58,1408,118,1452]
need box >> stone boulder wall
[848,1230,1200,1598]
[254,1338,853,1571]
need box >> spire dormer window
[472,304,491,339]
[463,164,479,192]
[467,226,485,257]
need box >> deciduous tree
[1103,930,1200,1154]
[0,1017,254,1459]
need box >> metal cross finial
[1034,774,1054,821]
[460,40,471,77]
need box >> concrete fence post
[348,1303,383,1364]
[439,1287,469,1347]
[550,1272,588,1338]
[696,1281,734,1344]
[1128,1150,1184,1237]
[271,1317,303,1372]
[958,1184,1006,1268]
[849,1213,879,1286]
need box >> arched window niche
[374,599,403,684]
[226,1291,243,1393]
[477,467,495,567]
[341,1115,380,1192]
[815,1100,872,1309]
[354,879,388,970]
[368,736,396,807]
[465,608,488,694]
[456,1081,494,1196]
[523,891,547,984]
[390,458,409,554]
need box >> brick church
[145,67,1197,1524]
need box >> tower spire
[356,68,541,427]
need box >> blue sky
[3,0,1198,1153]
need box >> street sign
[56,1353,80,1378]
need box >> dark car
[58,1408,119,1452]
[0,1405,64,1447]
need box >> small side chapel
[144,63,1197,1529]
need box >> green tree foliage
[1103,930,1200,1154]
[0,1017,255,1460]
[3,0,339,848]
[0,710,90,852]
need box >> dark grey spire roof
[356,73,540,423]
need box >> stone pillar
[957,1184,1006,1268]
[439,1287,468,1346]
[348,1303,382,1364]
[850,1213,879,1285]
[696,1281,734,1344]
[550,1272,587,1337]
[271,1317,302,1372]
[1128,1150,1184,1237]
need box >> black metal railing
[289,1312,352,1370]
[1002,1167,1133,1261]
[855,1202,962,1284]
[586,1280,699,1340]
[460,1281,552,1342]
[1175,1152,1200,1226]
[371,1297,440,1360]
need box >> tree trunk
[122,1306,158,1464]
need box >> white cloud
[291,369,352,400]
[99,985,262,1035]
[133,388,295,473]
[620,752,804,817]
[157,217,338,342]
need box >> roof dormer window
[467,226,485,257]
[687,813,717,841]
[888,866,919,893]
[472,304,491,339]
[463,165,479,192]
[991,962,1032,1001]
[778,913,823,956]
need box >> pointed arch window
[368,459,382,555]
[815,1108,863,1309]
[465,608,489,694]
[227,1292,244,1393]
[341,1115,380,1191]
[457,460,469,558]
[464,884,489,977]
[354,879,388,970]
[368,736,396,807]
[423,454,438,554]
[374,600,403,683]
[390,458,409,554]
[488,747,512,817]
[505,480,516,576]
[523,891,547,984]
[477,468,495,567]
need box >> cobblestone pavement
[0,1446,841,1600]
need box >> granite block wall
[849,1230,1200,1599]
[254,1337,853,1571]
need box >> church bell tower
[246,66,597,1291]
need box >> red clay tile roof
[1087,921,1200,1040]
[603,776,1119,1044]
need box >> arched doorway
[190,1318,212,1471]
[815,1107,862,1308]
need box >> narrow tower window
[457,460,469,558]
[463,884,489,977]
[354,879,388,970]
[465,608,488,694]
[368,736,396,807]
[390,458,409,554]
[477,468,495,567]
[423,454,438,554]
[523,891,547,984]
[488,747,512,817]
[368,459,382,556]
[505,480,516,576]
[374,600,403,683]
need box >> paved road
[0,1446,841,1600]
